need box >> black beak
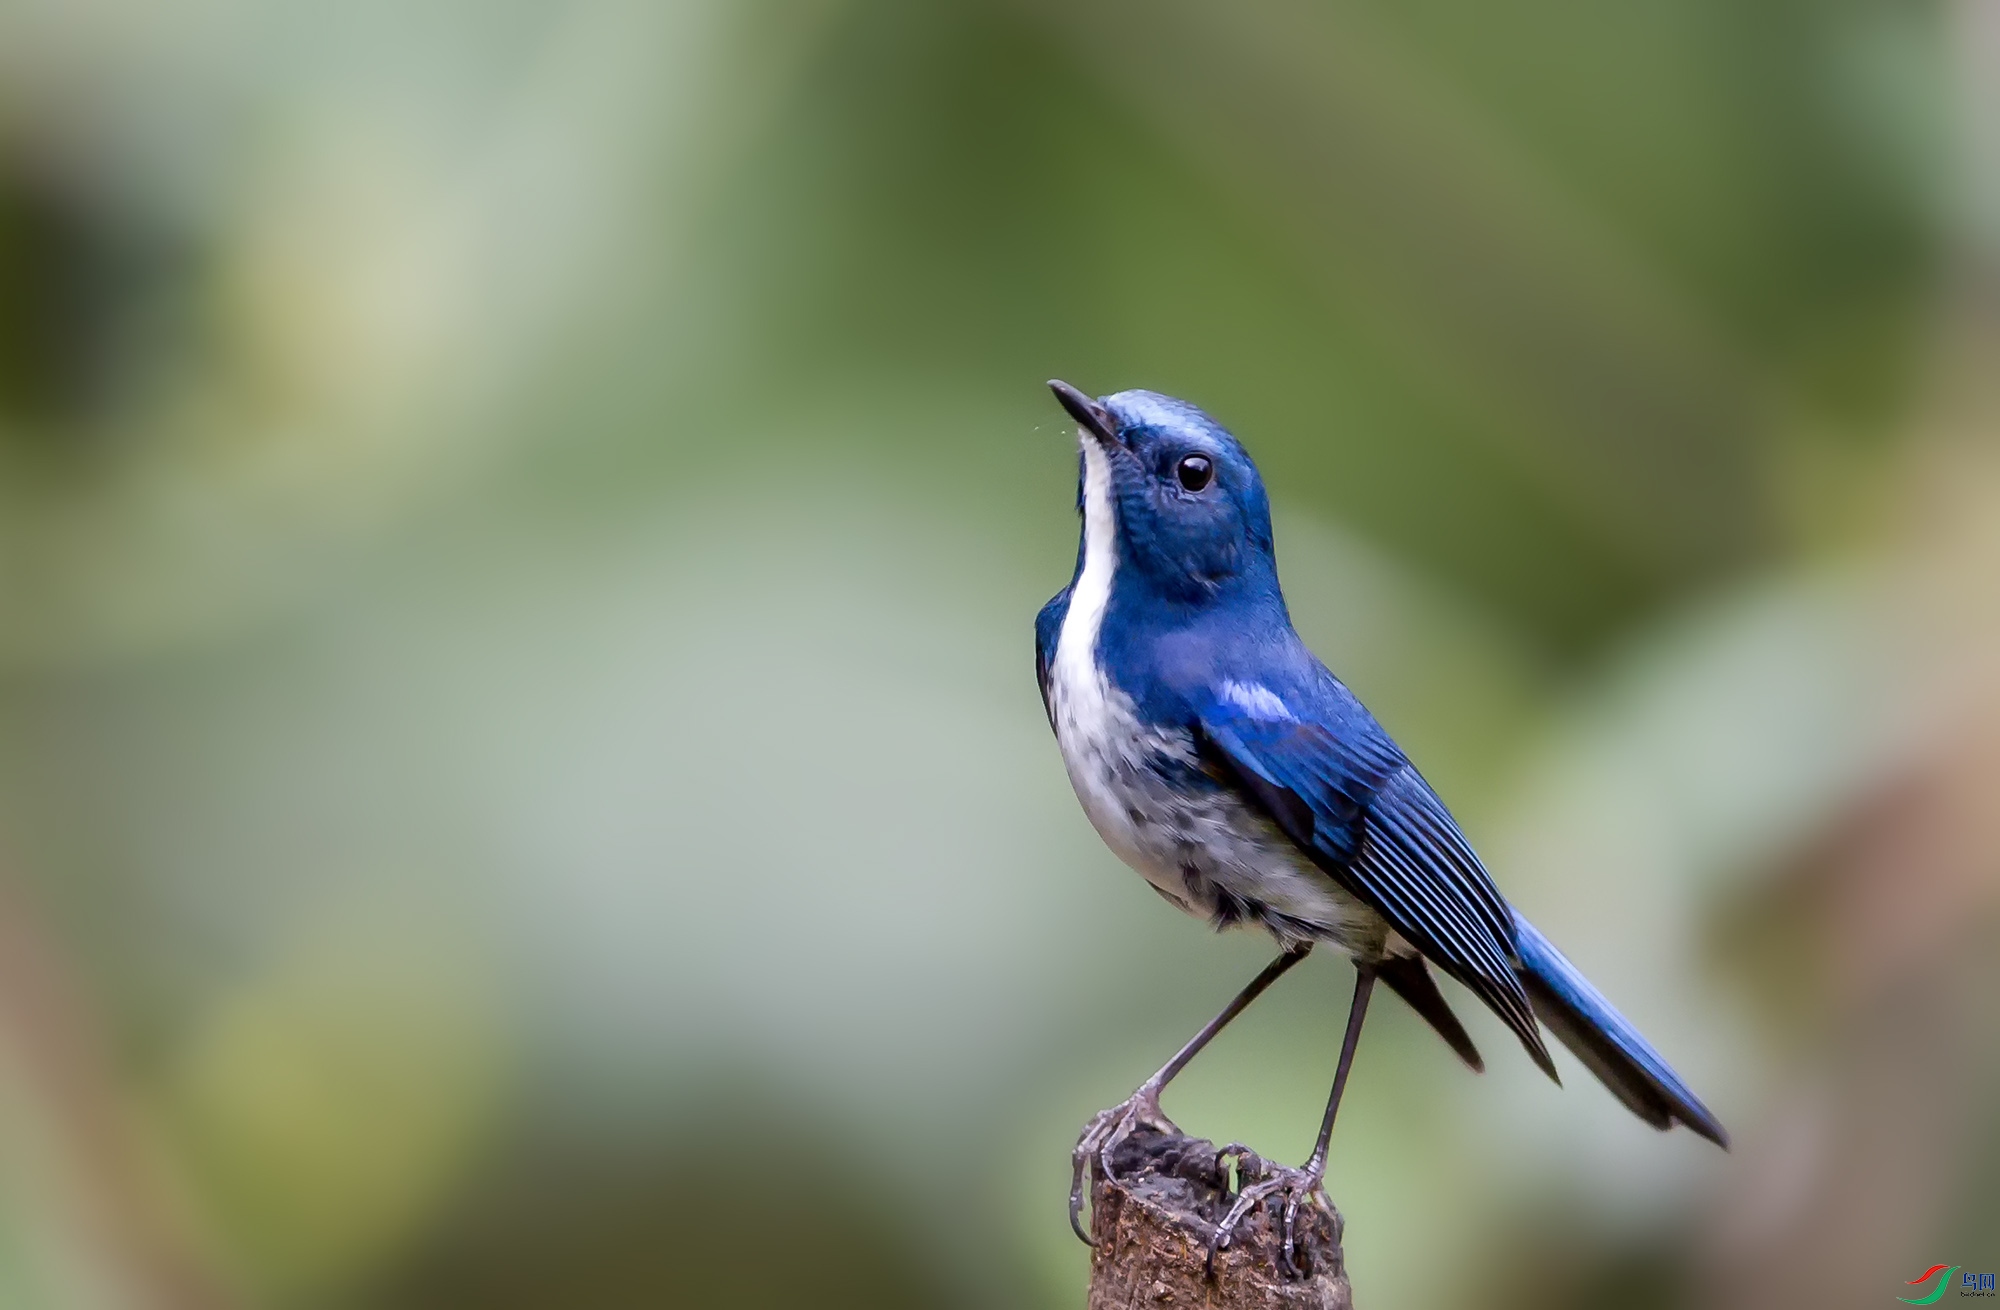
[1047,379,1119,447]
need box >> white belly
[1048,655,1380,951]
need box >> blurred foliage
[373,1089,963,1310]
[160,905,502,1299]
[0,1,1990,1309]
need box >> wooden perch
[1084,1125,1352,1309]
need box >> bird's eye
[1175,454,1214,492]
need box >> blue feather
[1512,915,1730,1147]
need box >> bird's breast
[1047,645,1178,876]
[1047,639,1384,955]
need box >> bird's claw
[1067,1085,1176,1245]
[1205,1154,1327,1280]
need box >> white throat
[1053,433,1118,705]
[1048,429,1159,870]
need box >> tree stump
[1084,1126,1352,1309]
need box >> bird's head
[1048,380,1278,606]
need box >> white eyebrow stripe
[1220,680,1293,721]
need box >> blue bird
[1038,381,1726,1269]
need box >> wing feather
[1196,704,1555,1076]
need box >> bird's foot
[1068,1084,1178,1244]
[1206,1149,1328,1280]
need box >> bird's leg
[1069,945,1310,1244]
[1208,963,1376,1279]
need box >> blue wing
[1195,692,1557,1079]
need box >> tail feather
[1511,914,1729,1149]
[1378,954,1484,1072]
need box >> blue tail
[1512,913,1729,1148]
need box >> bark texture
[1085,1126,1351,1310]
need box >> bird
[1036,380,1727,1273]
